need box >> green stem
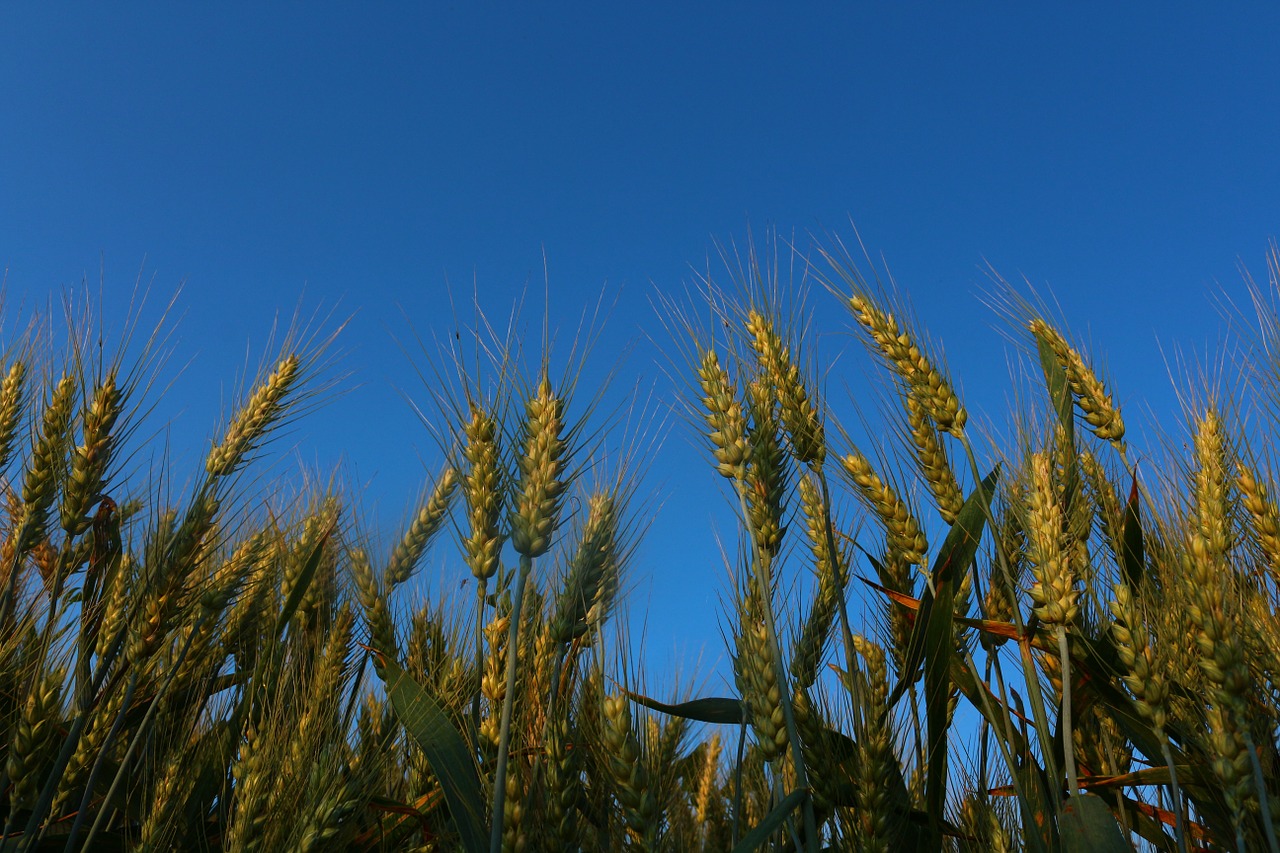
[1245,730,1279,853]
[1160,740,1190,853]
[969,651,1047,853]
[731,718,747,848]
[489,554,532,853]
[816,470,860,694]
[471,578,487,738]
[1057,625,1078,797]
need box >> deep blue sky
[3,4,1279,693]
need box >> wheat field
[1,237,1279,851]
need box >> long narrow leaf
[928,468,999,824]
[624,689,745,724]
[1061,794,1130,852]
[1120,470,1145,588]
[379,654,487,853]
[1035,330,1075,437]
[887,466,1001,710]
[731,788,807,853]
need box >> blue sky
[3,4,1279,693]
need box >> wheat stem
[1057,625,1078,796]
[490,553,533,853]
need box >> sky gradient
[3,3,1279,692]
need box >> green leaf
[624,690,744,724]
[886,465,1000,710]
[927,466,1000,839]
[879,466,999,845]
[275,519,335,638]
[732,788,807,853]
[1061,794,1130,852]
[1034,325,1080,508]
[380,655,487,853]
[1120,470,1145,588]
[1034,329,1074,438]
[1114,792,1181,852]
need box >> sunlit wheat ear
[839,449,926,568]
[293,603,354,761]
[743,377,788,557]
[158,490,221,598]
[1183,409,1255,819]
[351,546,397,666]
[15,373,76,555]
[126,567,181,669]
[206,531,266,615]
[905,394,963,525]
[846,293,966,436]
[1192,407,1231,561]
[745,309,825,466]
[62,370,123,536]
[1236,456,1280,584]
[1028,318,1125,444]
[206,353,300,477]
[276,498,338,623]
[95,552,134,660]
[1053,423,1092,589]
[479,607,511,754]
[511,374,568,559]
[550,491,620,644]
[1108,581,1169,736]
[0,360,27,471]
[462,404,504,582]
[1026,451,1078,625]
[791,475,843,690]
[696,346,750,480]
[385,464,457,589]
[525,617,557,721]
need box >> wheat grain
[0,360,27,472]
[207,353,300,477]
[1029,318,1125,443]
[385,465,458,588]
[840,449,927,568]
[511,375,568,559]
[848,293,966,435]
[745,309,825,466]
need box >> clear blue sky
[3,3,1279,694]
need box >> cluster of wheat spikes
[3,238,1280,852]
